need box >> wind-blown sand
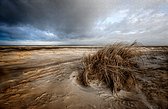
[0,46,167,109]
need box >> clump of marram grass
[80,42,142,93]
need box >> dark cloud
[0,0,118,34]
[0,0,27,24]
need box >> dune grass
[80,42,142,93]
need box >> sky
[0,0,168,45]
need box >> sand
[0,46,167,109]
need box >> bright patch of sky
[95,9,129,31]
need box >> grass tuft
[80,42,142,93]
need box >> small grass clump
[80,43,141,93]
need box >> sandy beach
[0,46,167,109]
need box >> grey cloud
[0,0,118,35]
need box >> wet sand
[0,46,167,109]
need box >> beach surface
[0,46,167,109]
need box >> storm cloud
[0,0,168,45]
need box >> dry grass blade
[81,43,142,93]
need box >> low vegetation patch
[79,43,142,93]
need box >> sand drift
[0,45,168,109]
